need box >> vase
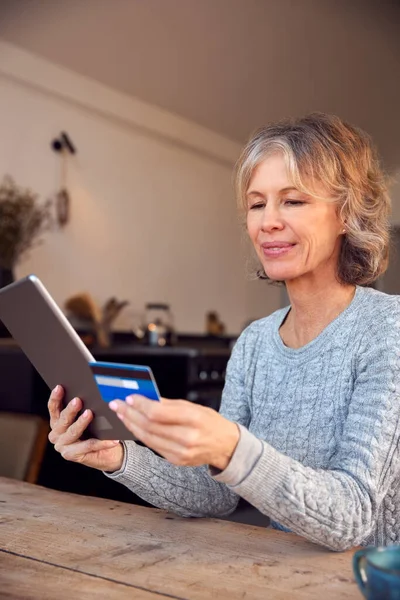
[0,267,14,289]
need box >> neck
[282,275,356,348]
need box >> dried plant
[0,176,53,269]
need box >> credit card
[89,361,160,403]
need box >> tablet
[0,275,159,440]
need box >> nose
[260,204,284,233]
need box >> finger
[109,400,204,455]
[107,400,204,465]
[129,422,201,466]
[51,396,83,436]
[48,385,64,428]
[108,396,192,426]
[120,413,192,462]
[114,402,198,447]
[59,438,120,461]
[123,395,200,425]
[54,409,93,449]
[108,398,147,422]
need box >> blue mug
[353,546,400,599]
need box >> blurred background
[0,0,399,500]
[0,0,399,334]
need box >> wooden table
[0,477,361,599]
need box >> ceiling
[0,0,399,168]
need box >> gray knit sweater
[107,286,400,551]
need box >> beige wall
[0,41,280,334]
[390,174,400,225]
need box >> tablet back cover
[0,275,134,440]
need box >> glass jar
[143,303,175,346]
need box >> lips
[261,242,295,249]
[260,241,296,257]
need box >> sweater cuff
[103,440,130,479]
[228,440,291,497]
[210,424,263,486]
[103,439,164,489]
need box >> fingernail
[53,385,61,394]
[109,401,118,411]
[126,395,135,406]
[72,397,79,407]
[83,409,89,417]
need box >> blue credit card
[89,361,160,403]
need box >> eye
[284,200,305,206]
[248,202,265,210]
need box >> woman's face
[246,153,344,284]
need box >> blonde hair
[235,113,391,285]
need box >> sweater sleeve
[104,330,252,517]
[212,312,400,551]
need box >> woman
[48,113,400,551]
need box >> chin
[263,266,299,282]
[257,251,306,281]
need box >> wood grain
[0,477,360,599]
[0,551,174,600]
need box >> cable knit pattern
[106,286,400,551]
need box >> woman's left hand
[108,396,240,470]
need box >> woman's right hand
[47,385,124,472]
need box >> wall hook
[51,131,75,227]
[51,131,77,154]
